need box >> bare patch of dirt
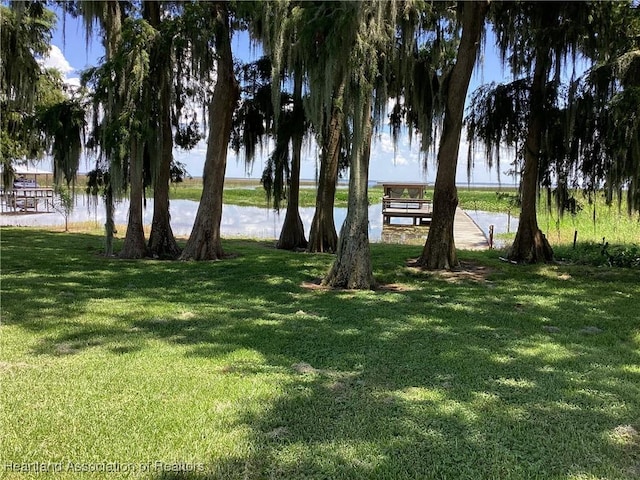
[292,362,322,375]
[301,278,327,290]
[376,283,417,292]
[0,361,31,371]
[406,259,494,283]
[613,425,639,443]
[54,342,80,355]
[301,278,415,292]
[265,426,289,440]
[326,381,346,392]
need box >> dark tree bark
[101,0,120,258]
[322,97,374,289]
[119,140,148,259]
[508,51,553,263]
[307,82,344,253]
[179,4,238,261]
[147,99,181,258]
[277,70,307,250]
[418,1,488,270]
[104,185,115,257]
[146,1,181,259]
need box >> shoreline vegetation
[169,178,639,256]
[5,175,638,265]
[171,177,521,211]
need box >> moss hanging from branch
[38,99,87,187]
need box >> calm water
[1,195,517,243]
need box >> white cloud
[42,45,75,75]
[373,132,397,154]
[392,155,408,166]
[65,77,81,88]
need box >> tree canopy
[1,4,57,180]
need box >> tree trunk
[147,106,181,258]
[119,140,148,259]
[147,2,181,259]
[307,81,344,253]
[179,4,238,261]
[322,97,373,289]
[508,51,553,263]
[102,185,115,256]
[418,1,488,270]
[277,70,307,250]
[102,1,120,258]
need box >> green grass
[537,201,640,246]
[167,179,374,209]
[457,186,520,213]
[168,178,519,211]
[2,228,639,479]
[491,194,640,253]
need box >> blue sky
[46,8,517,186]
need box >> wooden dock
[453,208,488,250]
[1,187,55,213]
[380,207,488,250]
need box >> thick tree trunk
[147,2,181,259]
[418,1,488,270]
[277,133,308,250]
[307,82,344,253]
[322,97,373,289]
[102,1,120,258]
[508,52,553,263]
[277,70,307,250]
[104,185,115,257]
[148,125,181,258]
[120,140,148,259]
[179,5,238,261]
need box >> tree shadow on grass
[3,229,639,478]
[139,281,639,478]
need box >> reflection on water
[466,210,518,248]
[1,195,516,244]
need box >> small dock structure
[0,166,55,213]
[381,182,433,226]
[1,187,55,213]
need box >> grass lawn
[168,178,361,209]
[167,178,520,212]
[1,228,639,479]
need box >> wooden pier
[379,182,487,249]
[381,206,488,250]
[453,208,488,250]
[1,187,55,213]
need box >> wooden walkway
[380,207,488,250]
[453,208,488,250]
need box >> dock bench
[381,182,433,226]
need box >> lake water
[1,195,517,244]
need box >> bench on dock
[381,182,433,226]
[1,187,54,213]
